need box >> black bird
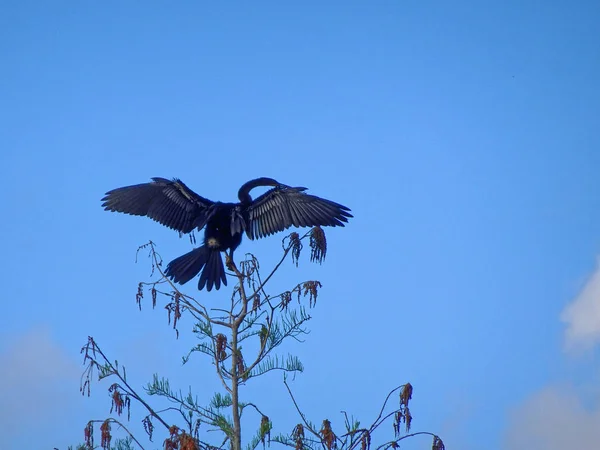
[101,177,352,291]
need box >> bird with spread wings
[102,177,352,291]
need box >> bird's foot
[225,254,235,271]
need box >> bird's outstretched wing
[244,186,353,240]
[101,177,214,233]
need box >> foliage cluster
[73,229,444,450]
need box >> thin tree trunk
[231,324,241,450]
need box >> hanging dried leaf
[393,411,402,437]
[100,420,111,450]
[310,226,327,264]
[216,334,227,363]
[290,232,302,266]
[142,416,154,440]
[292,424,305,450]
[136,282,143,310]
[253,292,261,312]
[109,384,130,419]
[84,422,94,448]
[404,407,412,433]
[282,291,292,309]
[320,419,337,450]
[302,281,322,307]
[236,348,247,380]
[165,292,182,338]
[164,425,199,450]
[432,435,445,450]
[400,383,413,407]
[360,430,371,450]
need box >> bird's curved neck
[238,177,278,203]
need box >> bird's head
[253,177,280,187]
[238,177,286,203]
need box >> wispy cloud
[505,258,600,448]
[504,385,600,449]
[0,328,81,448]
[561,258,600,353]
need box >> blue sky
[1,1,600,449]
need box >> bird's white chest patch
[207,237,220,248]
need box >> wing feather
[101,178,214,233]
[245,186,352,240]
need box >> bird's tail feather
[199,248,226,291]
[165,246,227,291]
